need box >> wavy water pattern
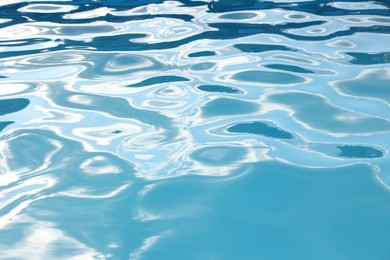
[1,0,390,259]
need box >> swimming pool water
[1,0,390,259]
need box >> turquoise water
[1,0,390,258]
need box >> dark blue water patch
[0,75,7,78]
[345,52,390,65]
[309,142,385,159]
[0,20,325,59]
[0,19,328,60]
[197,85,239,93]
[112,130,122,134]
[0,1,194,27]
[264,64,314,74]
[0,98,30,116]
[127,76,190,88]
[234,43,297,53]
[0,121,14,132]
[337,145,384,159]
[188,51,216,57]
[201,97,258,117]
[227,121,294,139]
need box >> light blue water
[1,0,390,259]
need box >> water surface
[1,0,390,259]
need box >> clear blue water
[1,0,390,258]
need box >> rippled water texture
[1,0,390,259]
